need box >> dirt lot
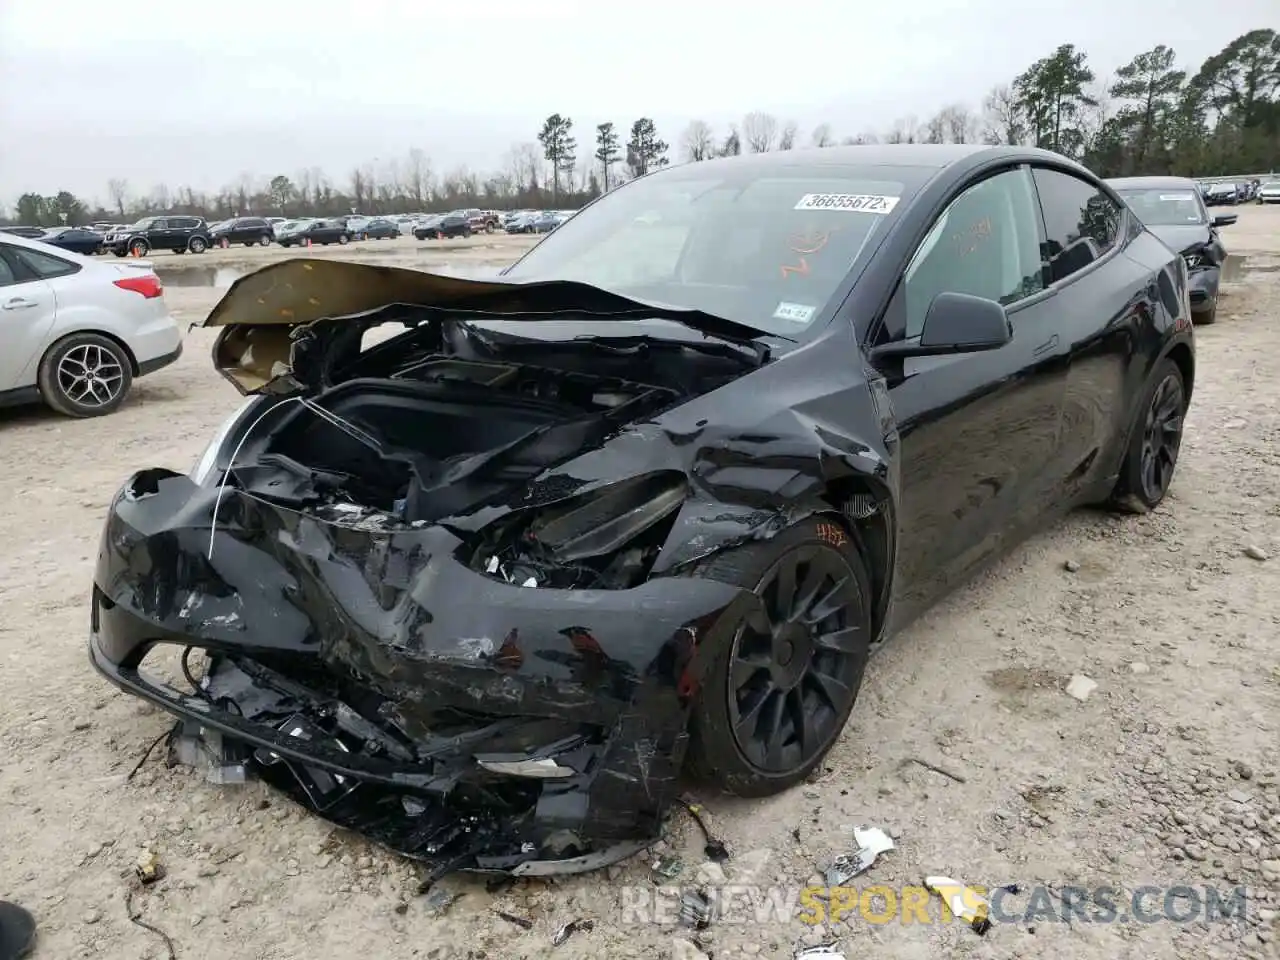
[2,209,1278,960]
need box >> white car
[1258,181,1280,204]
[0,232,183,417]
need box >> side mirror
[1212,213,1237,228]
[869,292,1012,365]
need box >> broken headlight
[1183,252,1203,269]
[191,398,258,486]
[530,472,687,562]
[479,472,687,589]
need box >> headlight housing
[1183,252,1203,269]
[191,398,258,486]
[476,472,688,588]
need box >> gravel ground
[1,209,1278,960]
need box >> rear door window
[1032,168,1123,284]
[13,247,81,279]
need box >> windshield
[503,166,910,335]
[1116,188,1206,226]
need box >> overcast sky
[0,0,1271,203]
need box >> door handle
[2,298,38,310]
[1032,334,1060,358]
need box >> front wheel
[683,517,872,797]
[129,240,149,257]
[338,234,349,244]
[1110,357,1187,514]
[37,332,134,418]
[485,222,495,234]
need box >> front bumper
[91,467,751,874]
[1187,264,1221,313]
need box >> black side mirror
[1212,213,1237,228]
[869,292,1012,365]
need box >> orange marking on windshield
[787,227,835,255]
[781,257,811,279]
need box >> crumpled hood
[1147,223,1210,256]
[202,258,774,395]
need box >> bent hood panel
[202,258,774,394]
[1147,224,1210,256]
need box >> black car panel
[109,215,212,255]
[212,217,274,246]
[39,227,104,255]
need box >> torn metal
[90,258,897,877]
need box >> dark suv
[110,216,212,257]
[210,217,274,247]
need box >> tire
[113,249,127,258]
[1109,357,1187,514]
[682,517,873,797]
[485,222,495,234]
[1192,305,1216,325]
[338,234,349,245]
[37,332,134,418]
[259,234,271,246]
[129,240,149,258]
[173,248,186,256]
[188,236,208,254]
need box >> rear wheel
[188,236,208,254]
[1192,305,1216,325]
[338,234,349,244]
[259,233,271,246]
[683,518,872,797]
[37,333,134,418]
[1110,357,1187,514]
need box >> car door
[148,218,173,249]
[0,244,59,393]
[872,165,1069,624]
[1029,167,1162,504]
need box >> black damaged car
[90,145,1195,880]
[1110,176,1235,325]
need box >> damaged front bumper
[90,468,753,876]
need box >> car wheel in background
[188,237,208,254]
[1110,357,1187,514]
[485,222,495,234]
[1192,305,1216,325]
[112,249,127,258]
[128,240,149,257]
[683,517,873,796]
[259,234,271,246]
[338,234,349,244]
[37,332,134,418]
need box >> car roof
[1107,175,1198,190]
[660,143,1050,174]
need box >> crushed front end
[91,467,750,876]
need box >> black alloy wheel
[685,518,872,796]
[1111,357,1187,513]
[1138,372,1185,504]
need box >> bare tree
[349,168,366,210]
[681,119,716,161]
[885,116,919,144]
[923,112,947,143]
[405,148,432,207]
[937,103,977,144]
[810,123,835,147]
[981,84,1025,145]
[742,112,779,153]
[106,178,129,217]
[778,120,799,150]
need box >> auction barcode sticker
[773,301,816,323]
[794,193,899,214]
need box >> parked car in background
[430,212,473,239]
[1258,181,1280,204]
[0,226,47,239]
[273,219,311,240]
[276,219,351,247]
[1204,182,1240,206]
[87,145,1196,876]
[38,227,105,256]
[463,209,499,233]
[525,211,562,234]
[108,216,212,257]
[362,218,401,239]
[411,215,445,239]
[0,232,182,417]
[266,217,287,230]
[210,217,275,247]
[1111,175,1235,325]
[344,216,372,239]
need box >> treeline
[5,29,1276,228]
